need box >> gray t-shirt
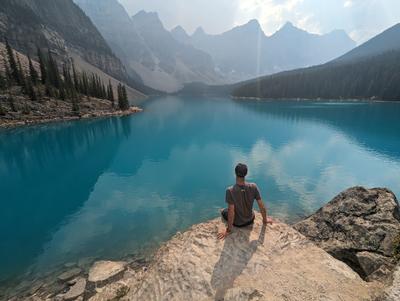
[225,183,261,226]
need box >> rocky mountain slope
[336,23,400,63]
[173,20,356,82]
[75,0,222,93]
[0,0,147,98]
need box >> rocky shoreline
[0,90,144,130]
[4,187,400,300]
[0,106,143,130]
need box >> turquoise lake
[1,97,400,287]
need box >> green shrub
[8,96,17,112]
[22,103,31,115]
[0,105,6,116]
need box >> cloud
[344,0,353,8]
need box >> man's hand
[263,217,274,225]
[217,228,231,240]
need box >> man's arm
[256,199,273,225]
[218,204,235,240]
[227,203,235,232]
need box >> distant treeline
[0,39,130,115]
[233,50,400,101]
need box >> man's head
[235,163,248,178]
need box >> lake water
[1,96,400,289]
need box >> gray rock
[63,278,86,300]
[58,268,82,282]
[88,282,130,301]
[88,261,127,288]
[294,187,400,280]
[127,215,379,301]
[384,264,400,301]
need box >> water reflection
[0,118,131,283]
[1,97,400,288]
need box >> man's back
[226,182,261,226]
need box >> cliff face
[74,0,223,93]
[0,0,142,93]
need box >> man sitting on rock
[218,163,273,239]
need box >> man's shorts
[221,208,255,227]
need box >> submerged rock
[294,187,400,281]
[58,268,82,282]
[126,215,380,301]
[88,261,127,288]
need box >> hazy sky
[118,0,400,44]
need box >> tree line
[0,38,130,115]
[233,50,400,101]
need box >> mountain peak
[171,25,190,43]
[133,10,159,20]
[172,25,187,35]
[132,10,163,29]
[282,21,295,29]
[246,19,261,29]
[193,26,206,37]
[271,21,306,37]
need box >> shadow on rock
[211,224,266,300]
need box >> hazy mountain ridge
[173,20,356,82]
[335,23,400,62]
[75,0,223,93]
[231,24,400,101]
[0,0,141,90]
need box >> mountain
[0,0,146,99]
[179,20,356,82]
[75,0,222,93]
[336,23,400,63]
[232,23,400,101]
[171,26,191,44]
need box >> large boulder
[294,187,400,281]
[126,215,381,301]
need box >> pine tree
[5,39,21,84]
[81,72,89,96]
[16,54,27,92]
[71,95,80,115]
[0,71,6,90]
[26,79,37,101]
[118,84,129,110]
[45,81,53,97]
[107,80,115,107]
[72,63,80,92]
[59,85,66,101]
[37,47,47,85]
[122,85,128,107]
[0,104,5,116]
[47,50,61,89]
[28,56,39,85]
[3,57,11,86]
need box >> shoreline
[1,189,398,300]
[0,106,143,130]
[231,96,400,103]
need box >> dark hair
[235,163,248,178]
